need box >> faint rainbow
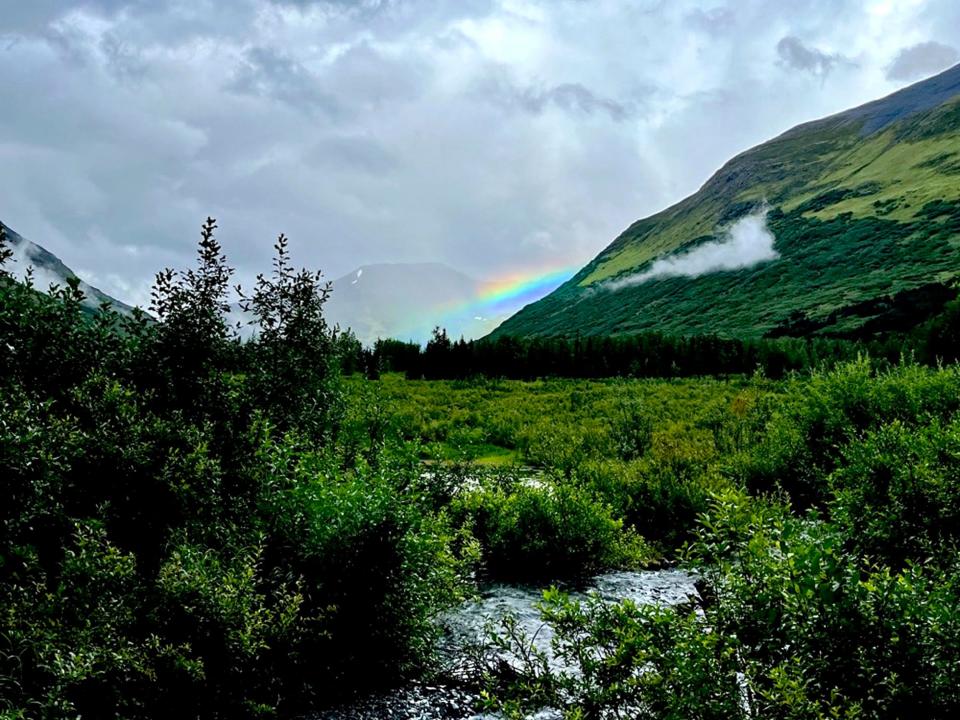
[390,265,577,341]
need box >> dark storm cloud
[886,41,959,82]
[776,35,848,78]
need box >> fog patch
[604,208,778,291]
[2,230,82,294]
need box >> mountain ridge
[492,64,960,340]
[0,221,137,317]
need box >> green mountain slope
[493,64,960,340]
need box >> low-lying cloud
[605,209,778,291]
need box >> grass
[356,373,757,467]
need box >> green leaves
[453,477,652,582]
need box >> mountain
[324,262,493,344]
[0,221,136,317]
[493,64,960,340]
[0,222,499,343]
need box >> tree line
[336,324,952,381]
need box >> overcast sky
[2,0,959,307]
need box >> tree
[239,232,340,435]
[145,217,236,421]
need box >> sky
[1,0,959,308]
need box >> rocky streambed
[312,568,698,720]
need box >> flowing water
[313,568,698,720]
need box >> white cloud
[605,209,778,291]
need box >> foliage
[474,359,960,719]
[452,478,651,581]
[829,417,960,566]
[0,220,467,718]
[355,329,874,381]
[737,358,960,506]
[484,491,960,719]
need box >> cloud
[229,46,341,116]
[776,35,849,78]
[2,1,141,34]
[480,73,635,121]
[604,209,779,291]
[886,41,959,82]
[0,0,958,315]
[305,134,399,173]
[535,83,632,121]
[684,7,735,35]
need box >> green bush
[739,358,960,505]
[829,417,960,566]
[574,458,718,549]
[453,478,650,581]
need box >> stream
[312,568,698,720]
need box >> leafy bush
[739,358,960,505]
[453,478,650,581]
[608,399,654,460]
[829,417,960,566]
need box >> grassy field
[352,372,769,468]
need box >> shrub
[739,358,960,505]
[575,458,719,549]
[829,417,960,566]
[608,399,654,460]
[453,478,650,581]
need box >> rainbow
[421,265,577,340]
[383,264,579,343]
[471,266,578,316]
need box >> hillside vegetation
[494,64,960,340]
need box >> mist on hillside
[604,208,779,291]
[5,234,66,291]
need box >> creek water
[312,568,698,720]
